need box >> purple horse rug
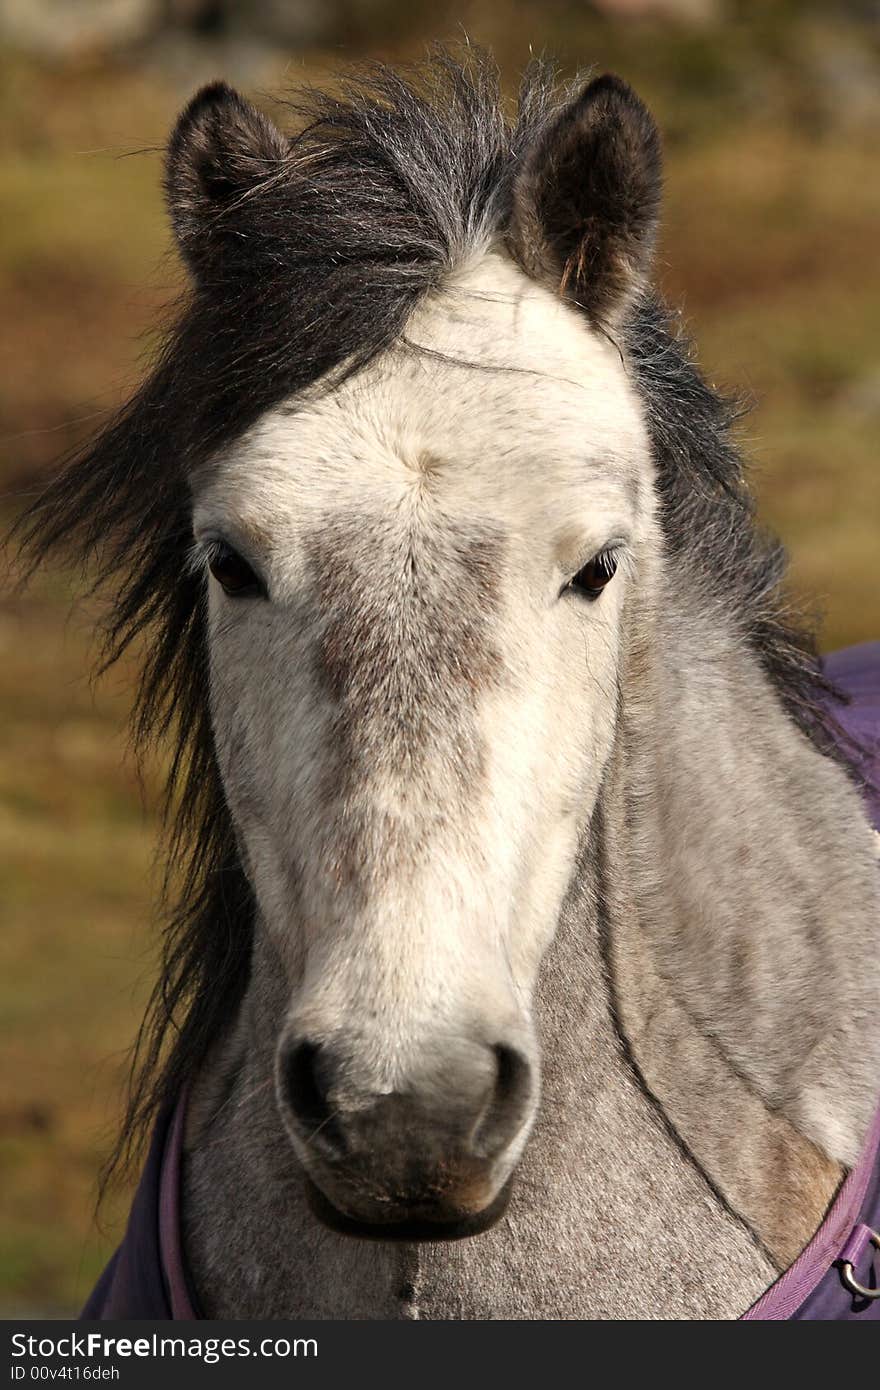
[81,643,880,1322]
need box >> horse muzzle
[275,1033,535,1238]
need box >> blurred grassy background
[1,0,879,1315]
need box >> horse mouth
[303,1173,514,1242]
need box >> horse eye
[567,548,619,601]
[206,542,264,598]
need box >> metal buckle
[839,1227,880,1301]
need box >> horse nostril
[280,1040,347,1158]
[473,1044,533,1160]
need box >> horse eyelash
[185,540,211,579]
[570,542,627,584]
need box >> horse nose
[280,1039,353,1158]
[278,1035,533,1170]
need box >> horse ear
[165,82,289,276]
[509,74,662,328]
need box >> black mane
[13,47,848,1190]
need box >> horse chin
[303,1173,515,1242]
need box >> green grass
[0,576,160,1311]
[1,14,878,1312]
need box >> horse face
[191,251,657,1233]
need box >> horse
[16,49,880,1320]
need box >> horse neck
[181,584,880,1318]
[601,582,880,1261]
